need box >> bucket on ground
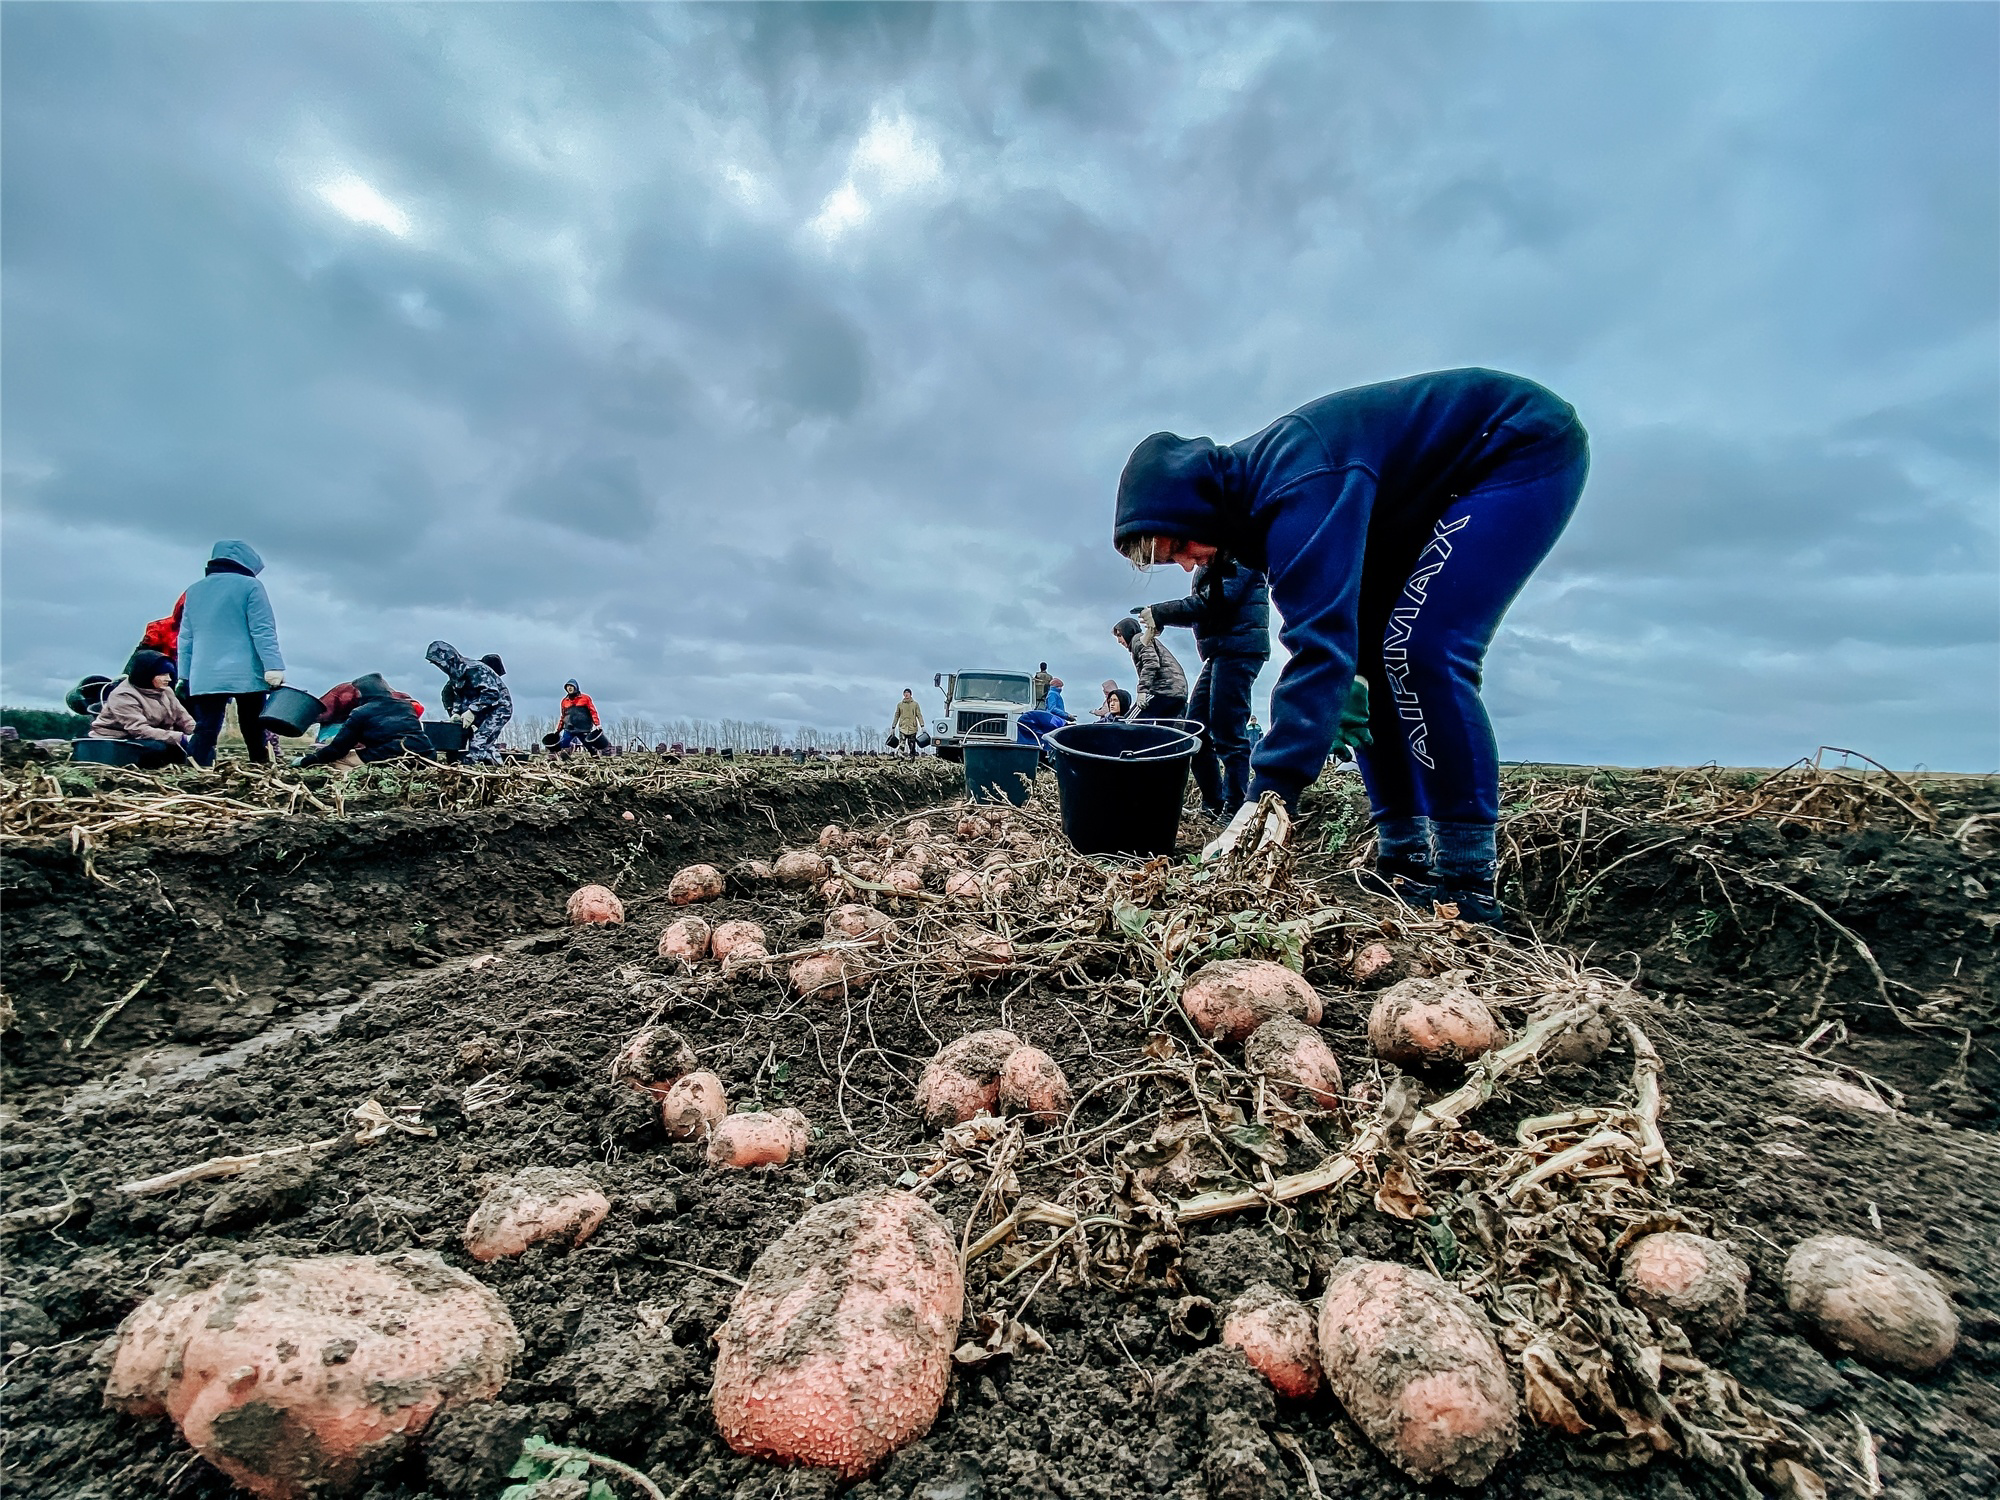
[963,741,1042,807]
[424,721,469,753]
[71,738,146,767]
[259,686,325,738]
[1043,720,1199,857]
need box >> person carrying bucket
[1112,368,1588,925]
[425,642,512,764]
[1137,556,1270,821]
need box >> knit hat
[128,650,176,688]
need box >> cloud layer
[4,3,1994,767]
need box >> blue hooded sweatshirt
[177,540,285,696]
[1114,369,1581,808]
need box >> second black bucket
[963,741,1041,807]
[259,686,326,737]
[1043,720,1199,857]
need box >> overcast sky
[4,2,1995,767]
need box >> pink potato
[1618,1231,1750,1344]
[658,916,712,964]
[712,1188,962,1478]
[566,884,625,925]
[1318,1258,1520,1486]
[818,823,853,851]
[955,816,985,840]
[903,818,934,841]
[1367,978,1501,1068]
[944,869,983,901]
[774,850,829,887]
[106,1252,518,1500]
[997,1045,1070,1124]
[1243,1015,1344,1108]
[706,1108,810,1170]
[667,863,726,905]
[1224,1283,1322,1398]
[817,876,849,906]
[661,1071,728,1140]
[916,1029,1023,1127]
[884,867,924,896]
[711,920,768,962]
[1180,959,1324,1045]
[1784,1234,1959,1373]
[463,1167,609,1262]
[613,1027,696,1094]
[954,927,1014,972]
[1350,942,1397,984]
[792,951,864,997]
[728,859,776,892]
[825,904,897,945]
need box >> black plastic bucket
[1043,720,1199,857]
[71,738,146,767]
[259,686,325,737]
[963,741,1041,807]
[424,721,469,753]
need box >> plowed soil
[2,761,1995,1500]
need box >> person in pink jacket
[88,651,195,769]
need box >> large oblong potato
[1618,1231,1749,1345]
[1784,1233,1958,1373]
[1180,959,1324,1044]
[1366,978,1500,1068]
[1242,1015,1343,1108]
[1318,1258,1520,1486]
[712,1188,963,1477]
[915,1029,1023,1126]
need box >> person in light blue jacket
[178,540,286,767]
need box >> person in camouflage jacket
[425,640,512,764]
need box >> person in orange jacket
[559,680,598,729]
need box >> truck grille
[956,711,1011,738]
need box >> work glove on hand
[1136,606,1157,635]
[1331,676,1373,763]
[263,670,285,689]
[1200,793,1293,864]
[457,711,477,729]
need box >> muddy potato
[825,904,897,945]
[954,927,1014,972]
[661,1071,728,1140]
[791,951,864,997]
[774,849,829,886]
[727,859,775,893]
[658,916,712,964]
[1180,959,1324,1045]
[955,815,984,840]
[903,818,934,841]
[1223,1282,1322,1398]
[1318,1258,1520,1486]
[996,1045,1069,1124]
[566,883,624,925]
[711,920,768,963]
[1242,1015,1344,1108]
[818,823,853,851]
[1618,1232,1749,1344]
[706,1107,810,1170]
[1784,1234,1958,1373]
[1546,1010,1614,1068]
[712,1188,962,1478]
[916,1029,1023,1126]
[817,876,848,906]
[613,1027,696,1094]
[464,1168,609,1262]
[884,867,924,897]
[666,863,725,905]
[1367,978,1501,1068]
[1350,942,1397,984]
[106,1252,518,1500]
[944,869,983,901]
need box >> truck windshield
[955,674,1031,705]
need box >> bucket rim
[1043,719,1199,765]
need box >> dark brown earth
[2,760,1995,1500]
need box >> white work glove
[457,711,476,729]
[1200,795,1293,864]
[1137,606,1157,635]
[263,670,285,689]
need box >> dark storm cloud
[3,1,1994,767]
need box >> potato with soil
[1223,1282,1322,1398]
[1317,1258,1520,1486]
[1783,1234,1959,1372]
[712,1188,962,1477]
[613,1027,696,1095]
[706,1107,810,1170]
[997,1045,1070,1124]
[916,1029,1023,1126]
[666,863,725,905]
[1180,959,1324,1044]
[463,1167,609,1262]
[106,1252,519,1500]
[792,950,867,997]
[1242,1015,1343,1108]
[1367,977,1501,1068]
[658,916,712,964]
[661,1070,727,1140]
[818,823,853,851]
[825,904,897,945]
[712,920,770,974]
[566,883,625,925]
[774,849,829,887]
[1618,1231,1749,1345]
[728,858,776,893]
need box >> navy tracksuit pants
[1188,654,1263,814]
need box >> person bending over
[1139,556,1270,820]
[1114,368,1588,923]
[89,651,195,769]
[426,642,513,764]
[1111,616,1187,722]
[299,675,434,768]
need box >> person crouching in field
[426,641,512,764]
[1114,367,1588,924]
[88,650,195,769]
[298,675,434,769]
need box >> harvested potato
[707,1108,810,1170]
[916,1029,1023,1126]
[792,951,864,997]
[1180,959,1324,1044]
[1367,978,1501,1068]
[711,920,768,963]
[903,818,934,841]
[661,1071,727,1140]
[1618,1232,1749,1344]
[1784,1234,1959,1372]
[997,1045,1070,1124]
[955,815,984,840]
[1223,1282,1322,1398]
[463,1168,609,1262]
[944,869,983,900]
[899,843,933,872]
[1318,1258,1520,1486]
[712,1188,962,1477]
[1350,942,1397,984]
[817,876,848,906]
[884,868,924,896]
[954,927,1014,971]
[849,858,885,882]
[825,904,897,945]
[666,863,725,905]
[818,823,852,851]
[728,859,776,893]
[613,1027,696,1094]
[566,884,624,925]
[774,850,829,886]
[1242,1015,1343,1108]
[1546,1011,1614,1068]
[658,916,712,964]
[106,1252,518,1500]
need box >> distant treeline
[2,707,94,740]
[503,715,891,753]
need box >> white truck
[930,669,1034,762]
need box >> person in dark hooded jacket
[425,641,512,764]
[298,675,434,768]
[1139,557,1270,819]
[1114,368,1588,923]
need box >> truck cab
[931,670,1033,762]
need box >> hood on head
[208,540,265,575]
[480,654,506,677]
[426,641,467,674]
[563,680,580,694]
[128,650,176,687]
[1113,617,1141,644]
[1114,434,1231,552]
[352,673,393,699]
